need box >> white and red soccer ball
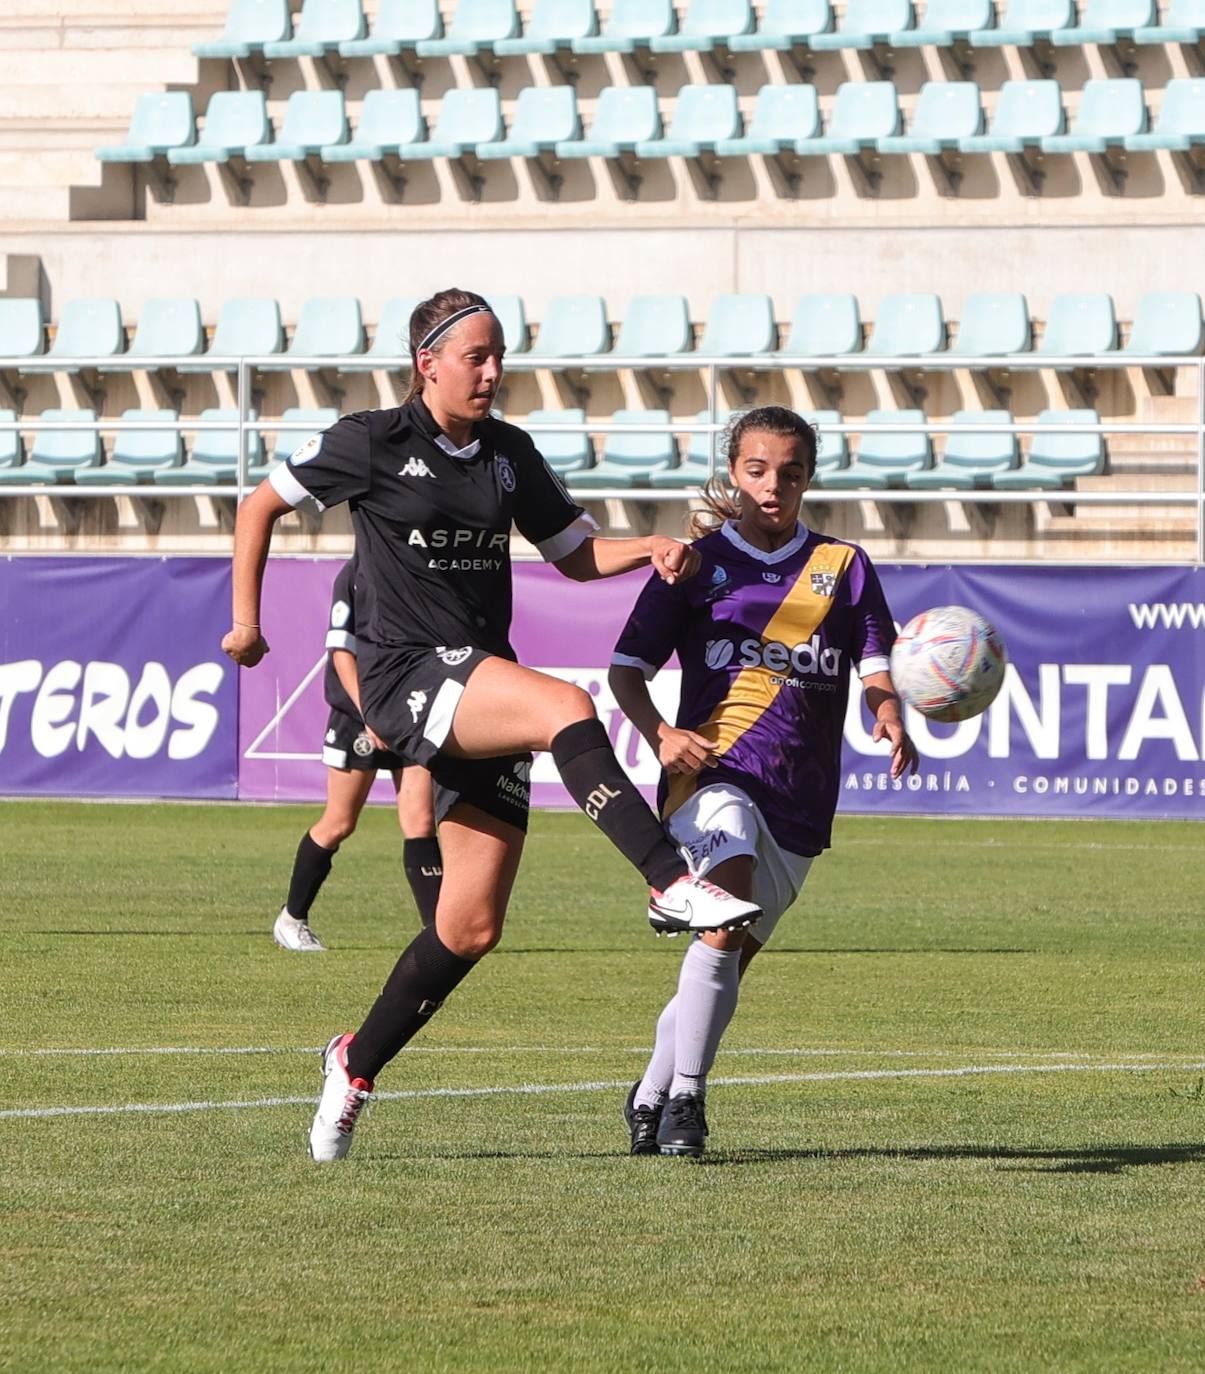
[890,606,1008,723]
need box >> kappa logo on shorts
[352,731,375,758]
[398,456,436,480]
[436,646,472,667]
[407,689,428,722]
[496,457,516,493]
[811,571,838,597]
[325,727,337,744]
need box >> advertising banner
[0,557,237,798]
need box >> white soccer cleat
[273,908,327,952]
[309,1033,373,1163]
[647,874,762,935]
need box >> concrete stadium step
[1,1,220,20]
[0,149,105,188]
[1079,472,1198,493]
[1045,511,1198,538]
[0,49,199,87]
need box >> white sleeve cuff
[269,463,324,511]
[610,652,660,681]
[325,630,357,654]
[858,655,891,678]
[535,513,599,564]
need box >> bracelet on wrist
[234,620,260,630]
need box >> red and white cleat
[308,1033,373,1162]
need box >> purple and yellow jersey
[612,521,896,856]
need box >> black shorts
[321,706,409,773]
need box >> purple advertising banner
[0,557,237,798]
[240,557,1205,820]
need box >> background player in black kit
[272,559,443,953]
[222,288,761,1162]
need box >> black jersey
[323,559,360,719]
[271,399,593,664]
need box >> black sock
[285,832,335,921]
[550,718,687,892]
[346,925,477,1082]
[403,837,443,928]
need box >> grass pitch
[2,801,1204,1373]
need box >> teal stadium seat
[75,409,183,486]
[0,409,101,486]
[154,409,264,485]
[528,295,611,357]
[715,84,821,156]
[569,409,678,487]
[959,80,1064,153]
[525,409,593,472]
[487,295,529,352]
[107,298,204,371]
[555,86,660,159]
[1052,0,1156,45]
[96,93,195,164]
[906,410,1018,488]
[802,409,849,475]
[340,0,440,56]
[635,85,741,160]
[0,299,46,358]
[878,81,983,155]
[248,407,340,482]
[798,82,901,156]
[1125,78,1205,153]
[890,0,993,46]
[258,298,363,371]
[866,294,945,355]
[397,88,503,159]
[1122,292,1204,356]
[950,292,1032,355]
[263,0,365,57]
[612,296,693,356]
[322,89,425,163]
[969,0,1075,46]
[1041,79,1146,154]
[729,0,834,51]
[649,409,732,488]
[0,410,21,469]
[650,0,756,53]
[1134,0,1205,43]
[819,409,931,487]
[178,298,284,372]
[246,90,348,163]
[1037,293,1117,356]
[811,0,914,49]
[193,0,291,57]
[573,0,675,52]
[167,92,270,165]
[777,294,863,356]
[477,87,580,161]
[698,294,777,355]
[494,0,598,54]
[992,409,1104,488]
[416,0,520,57]
[49,299,125,366]
[342,297,419,371]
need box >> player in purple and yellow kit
[609,405,919,1157]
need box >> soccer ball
[890,606,1007,722]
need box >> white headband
[417,304,495,353]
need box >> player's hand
[874,717,919,779]
[656,724,716,775]
[649,537,700,585]
[364,725,390,753]
[221,624,269,668]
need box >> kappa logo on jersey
[330,599,351,628]
[398,456,436,480]
[407,689,428,722]
[352,731,375,758]
[496,457,516,493]
[811,571,838,597]
[291,434,323,465]
[436,646,472,667]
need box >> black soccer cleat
[623,1083,663,1156]
[656,1093,708,1157]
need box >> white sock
[668,940,742,1100]
[634,995,678,1108]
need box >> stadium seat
[819,409,931,487]
[167,92,270,166]
[0,409,101,485]
[890,0,994,48]
[0,298,46,358]
[1051,0,1155,46]
[877,81,983,178]
[969,0,1075,47]
[341,297,419,371]
[340,0,441,54]
[950,292,1032,355]
[634,85,742,173]
[154,409,265,485]
[487,295,529,353]
[698,294,777,355]
[193,0,291,58]
[797,82,901,166]
[106,299,204,371]
[554,86,660,162]
[262,0,365,57]
[0,410,21,469]
[1037,294,1117,359]
[321,89,425,164]
[397,88,503,160]
[714,84,821,157]
[258,298,364,371]
[573,0,675,52]
[729,0,834,51]
[777,294,863,356]
[494,0,599,54]
[248,406,341,482]
[649,408,732,488]
[525,408,594,472]
[991,409,1104,488]
[96,93,196,164]
[1040,79,1146,168]
[803,409,849,474]
[477,86,580,163]
[569,409,677,487]
[177,298,284,372]
[245,91,348,164]
[866,294,946,356]
[905,410,1017,487]
[811,0,914,49]
[48,299,125,365]
[75,409,183,486]
[649,0,756,53]
[528,295,611,357]
[416,0,520,57]
[959,80,1064,187]
[1133,0,1205,44]
[1124,78,1205,154]
[612,296,693,356]
[1122,292,1204,356]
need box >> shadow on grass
[698,1142,1205,1174]
[758,947,1036,956]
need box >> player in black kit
[272,560,443,952]
[222,288,760,1161]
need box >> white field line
[3,1059,1204,1122]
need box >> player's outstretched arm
[863,672,920,779]
[555,536,700,585]
[608,664,715,776]
[221,482,293,669]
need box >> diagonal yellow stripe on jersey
[664,542,857,819]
